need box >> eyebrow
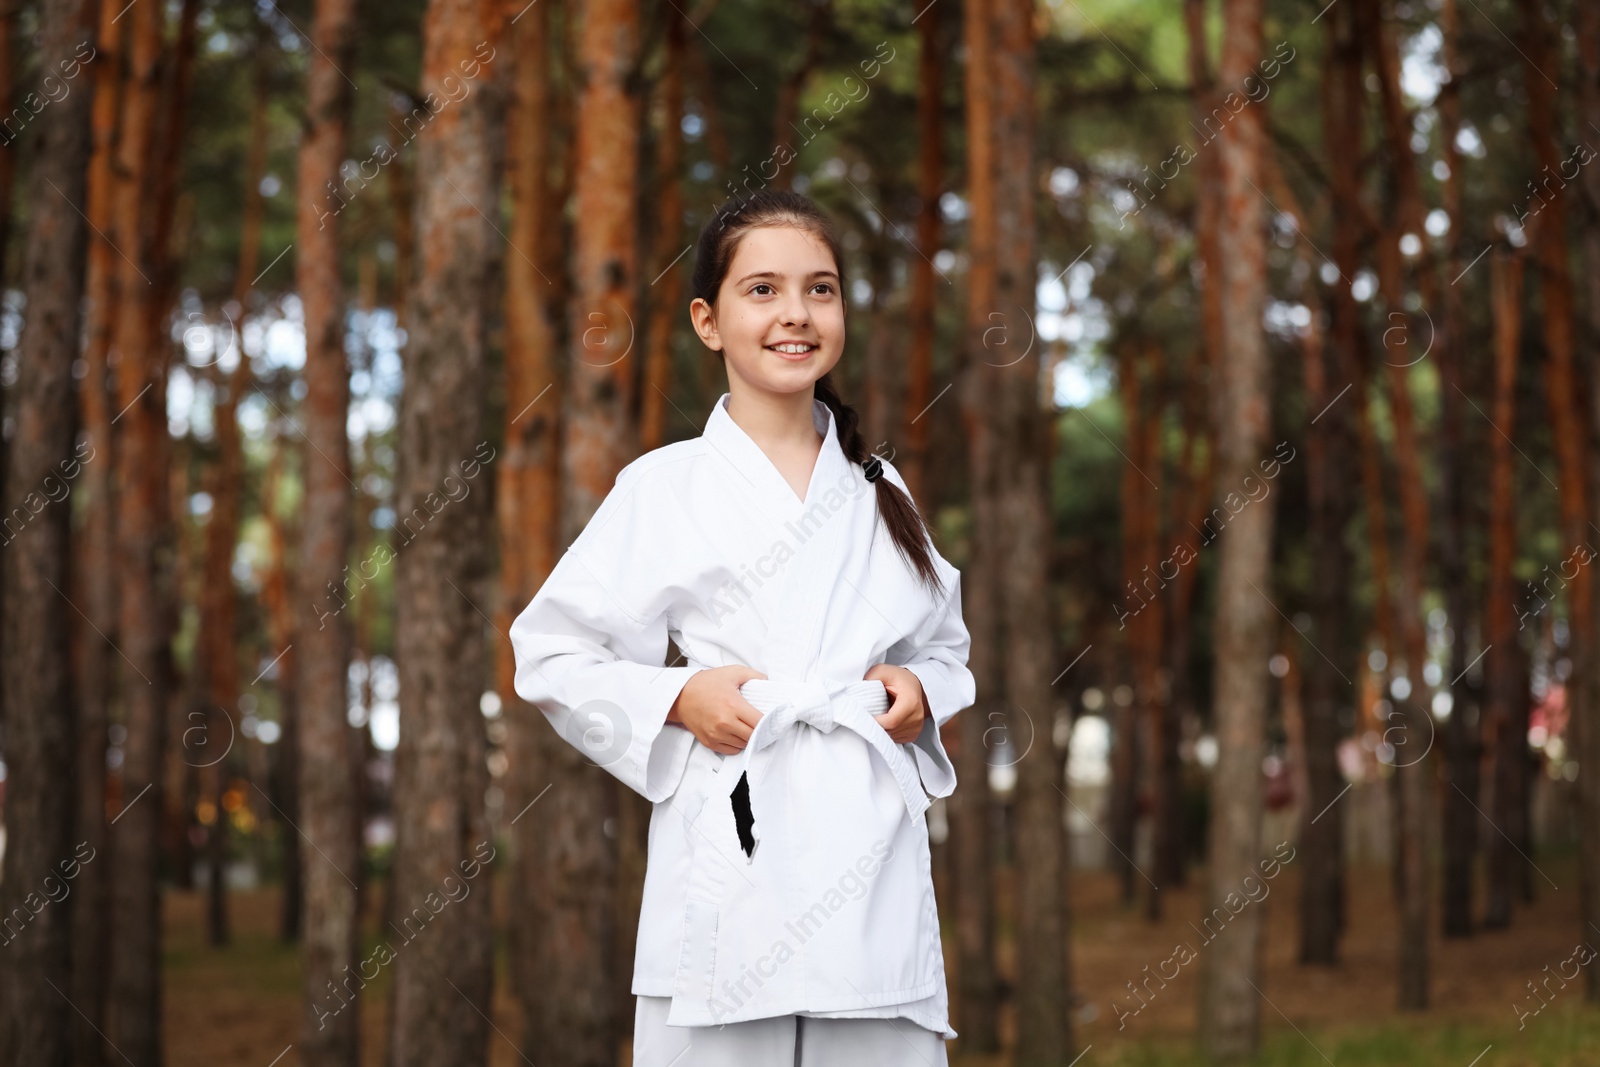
[733,269,840,285]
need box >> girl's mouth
[765,341,818,359]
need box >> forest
[0,0,1597,1064]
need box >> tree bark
[530,0,642,1060]
[387,1,506,1063]
[261,452,304,944]
[1435,0,1479,941]
[1518,0,1597,993]
[0,0,18,279]
[954,0,1001,1050]
[71,2,127,1059]
[1363,0,1435,1007]
[1109,358,1143,903]
[292,0,362,1062]
[1157,0,1225,897]
[1298,2,1363,966]
[106,0,171,1058]
[0,2,97,1064]
[640,4,685,453]
[984,0,1073,1062]
[1197,0,1273,1058]
[1115,338,1164,918]
[1483,251,1525,930]
[767,0,826,191]
[500,0,563,1056]
[1575,0,1600,1005]
[902,0,943,506]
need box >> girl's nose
[780,296,808,327]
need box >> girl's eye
[751,283,775,296]
[811,283,834,296]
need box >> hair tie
[863,456,883,483]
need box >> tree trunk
[1298,2,1363,966]
[1162,0,1226,897]
[193,38,270,953]
[0,2,97,1064]
[1362,0,1434,1007]
[1519,0,1597,991]
[292,0,362,1062]
[155,0,203,900]
[261,452,304,944]
[1483,251,1524,930]
[1110,340,1144,906]
[529,0,642,1061]
[385,125,414,331]
[902,0,942,506]
[387,1,506,1063]
[640,5,685,453]
[984,0,1072,1062]
[1575,0,1600,1004]
[1435,0,1479,941]
[615,0,693,1036]
[954,0,1001,1051]
[0,0,17,279]
[767,0,826,191]
[106,0,172,1058]
[71,1,128,1059]
[1197,0,1273,1058]
[500,0,563,1056]
[1116,337,1164,917]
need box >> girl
[509,189,975,1066]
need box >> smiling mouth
[765,342,818,356]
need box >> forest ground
[164,854,1599,1066]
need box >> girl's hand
[865,663,928,744]
[666,665,768,755]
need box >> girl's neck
[725,382,823,456]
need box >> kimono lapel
[700,392,855,680]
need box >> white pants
[631,995,950,1067]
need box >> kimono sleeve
[508,480,704,804]
[886,552,976,800]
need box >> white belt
[721,677,931,862]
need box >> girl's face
[690,224,845,399]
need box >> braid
[814,373,946,599]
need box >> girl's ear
[689,296,722,351]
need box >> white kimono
[508,391,975,1039]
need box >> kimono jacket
[508,391,976,1038]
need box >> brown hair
[691,189,946,599]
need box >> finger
[876,690,914,728]
[731,698,766,731]
[725,710,757,743]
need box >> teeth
[770,343,814,354]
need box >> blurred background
[0,0,1597,1064]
